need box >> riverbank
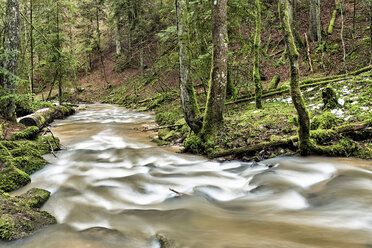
[105,67,372,161]
[0,105,75,241]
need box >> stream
[1,104,372,248]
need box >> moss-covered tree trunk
[176,0,201,134]
[279,0,313,155]
[254,0,263,109]
[3,0,20,121]
[309,0,322,42]
[202,0,228,138]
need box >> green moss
[310,129,337,143]
[311,112,339,130]
[12,156,47,175]
[0,193,56,241]
[0,219,14,241]
[35,136,60,154]
[0,141,20,150]
[10,126,40,141]
[314,139,357,157]
[0,163,31,192]
[183,135,203,154]
[10,146,42,158]
[16,188,51,208]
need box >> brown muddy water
[1,104,372,248]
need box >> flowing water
[2,104,372,248]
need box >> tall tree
[176,0,201,134]
[29,0,34,99]
[3,0,20,120]
[254,0,262,109]
[309,0,322,42]
[202,0,228,138]
[279,0,313,155]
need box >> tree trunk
[176,0,201,134]
[370,0,372,62]
[96,0,108,84]
[18,106,75,128]
[30,0,34,100]
[309,0,322,42]
[279,0,313,155]
[56,1,62,106]
[115,14,122,57]
[3,0,20,121]
[254,0,263,109]
[202,0,228,138]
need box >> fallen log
[18,105,75,128]
[210,120,372,158]
[224,65,372,107]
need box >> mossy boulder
[0,162,31,192]
[12,156,47,175]
[10,146,42,158]
[0,141,20,150]
[16,188,51,208]
[10,126,40,141]
[0,193,56,241]
[0,138,58,192]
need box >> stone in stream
[0,188,56,241]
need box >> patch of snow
[338,98,345,106]
[330,109,344,118]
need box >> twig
[45,126,61,150]
[46,137,57,158]
[169,188,189,197]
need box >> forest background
[0,0,371,160]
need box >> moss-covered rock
[0,193,56,241]
[12,156,47,175]
[0,141,20,150]
[0,162,31,192]
[10,126,40,141]
[0,138,58,192]
[10,146,42,158]
[16,188,51,208]
[35,136,60,154]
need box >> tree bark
[202,0,228,138]
[309,0,322,42]
[370,0,372,62]
[279,0,313,155]
[254,0,263,109]
[115,14,122,57]
[176,0,201,134]
[56,1,62,106]
[18,106,75,128]
[3,0,20,121]
[30,0,34,100]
